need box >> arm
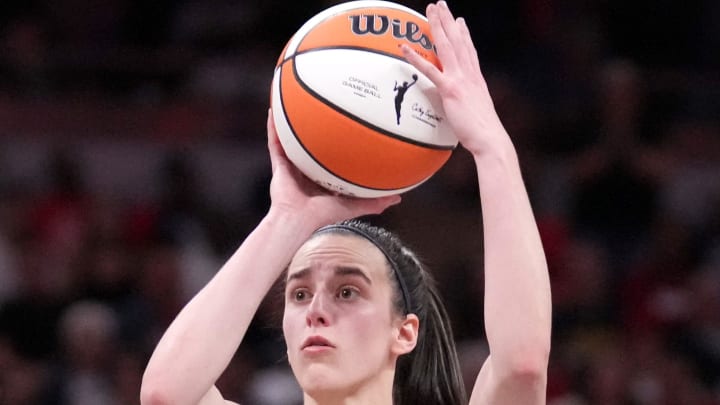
[140,111,401,405]
[403,2,551,404]
[470,134,552,405]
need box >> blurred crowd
[1,0,719,404]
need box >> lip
[301,335,335,352]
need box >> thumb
[267,108,289,173]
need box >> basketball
[270,0,457,198]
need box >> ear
[391,314,419,356]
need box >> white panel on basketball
[271,67,421,198]
[294,49,456,148]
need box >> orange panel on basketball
[280,59,451,190]
[296,8,440,68]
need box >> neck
[302,368,395,405]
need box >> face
[282,233,408,396]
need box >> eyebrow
[286,266,373,285]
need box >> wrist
[460,118,512,156]
[471,137,523,185]
[264,205,325,237]
[471,133,517,165]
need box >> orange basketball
[270,0,457,198]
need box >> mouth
[302,335,335,350]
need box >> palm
[265,110,400,226]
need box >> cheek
[282,306,301,346]
[343,307,394,347]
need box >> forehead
[288,233,389,278]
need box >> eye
[291,289,310,302]
[337,286,358,300]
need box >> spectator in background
[47,300,120,405]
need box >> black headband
[314,224,412,314]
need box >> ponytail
[393,261,467,405]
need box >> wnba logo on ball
[348,15,434,50]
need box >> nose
[306,292,331,327]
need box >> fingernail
[438,1,448,8]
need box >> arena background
[1,0,719,403]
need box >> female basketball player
[141,1,552,404]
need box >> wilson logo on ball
[348,15,435,51]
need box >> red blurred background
[1,1,718,404]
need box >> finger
[266,108,286,173]
[425,3,456,72]
[401,45,443,86]
[435,1,470,69]
[457,17,482,75]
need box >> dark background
[1,1,719,404]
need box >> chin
[295,364,352,397]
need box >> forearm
[475,136,552,376]
[141,208,319,405]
